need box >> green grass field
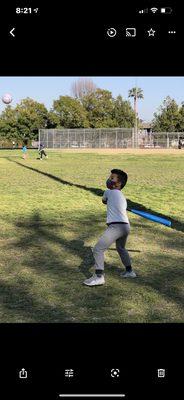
[0,149,183,323]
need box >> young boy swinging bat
[84,169,137,286]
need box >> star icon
[147,28,156,36]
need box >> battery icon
[161,7,172,14]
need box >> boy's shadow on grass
[78,246,141,279]
[0,212,96,321]
[5,156,184,233]
[2,211,94,280]
[1,210,184,321]
[77,246,94,278]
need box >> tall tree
[71,78,97,100]
[152,96,181,131]
[46,111,60,129]
[178,102,184,131]
[128,87,144,145]
[0,98,49,141]
[52,96,90,128]
[0,106,18,139]
[128,87,144,114]
[82,89,117,128]
[113,95,135,127]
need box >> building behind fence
[39,128,184,149]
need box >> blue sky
[0,77,184,122]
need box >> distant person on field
[83,169,136,287]
[22,145,28,160]
[39,142,48,160]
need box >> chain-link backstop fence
[138,132,184,148]
[38,128,184,149]
[39,128,134,149]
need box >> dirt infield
[49,148,183,155]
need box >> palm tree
[128,87,144,147]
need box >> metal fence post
[132,128,134,148]
[167,133,169,148]
[116,130,118,148]
[99,129,101,148]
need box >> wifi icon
[151,7,158,13]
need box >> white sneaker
[121,271,137,278]
[83,274,105,286]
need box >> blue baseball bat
[127,208,171,227]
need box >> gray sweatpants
[93,223,131,271]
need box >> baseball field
[0,148,183,322]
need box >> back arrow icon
[10,28,15,37]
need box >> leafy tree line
[152,96,184,132]
[1,82,184,145]
[0,90,135,142]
